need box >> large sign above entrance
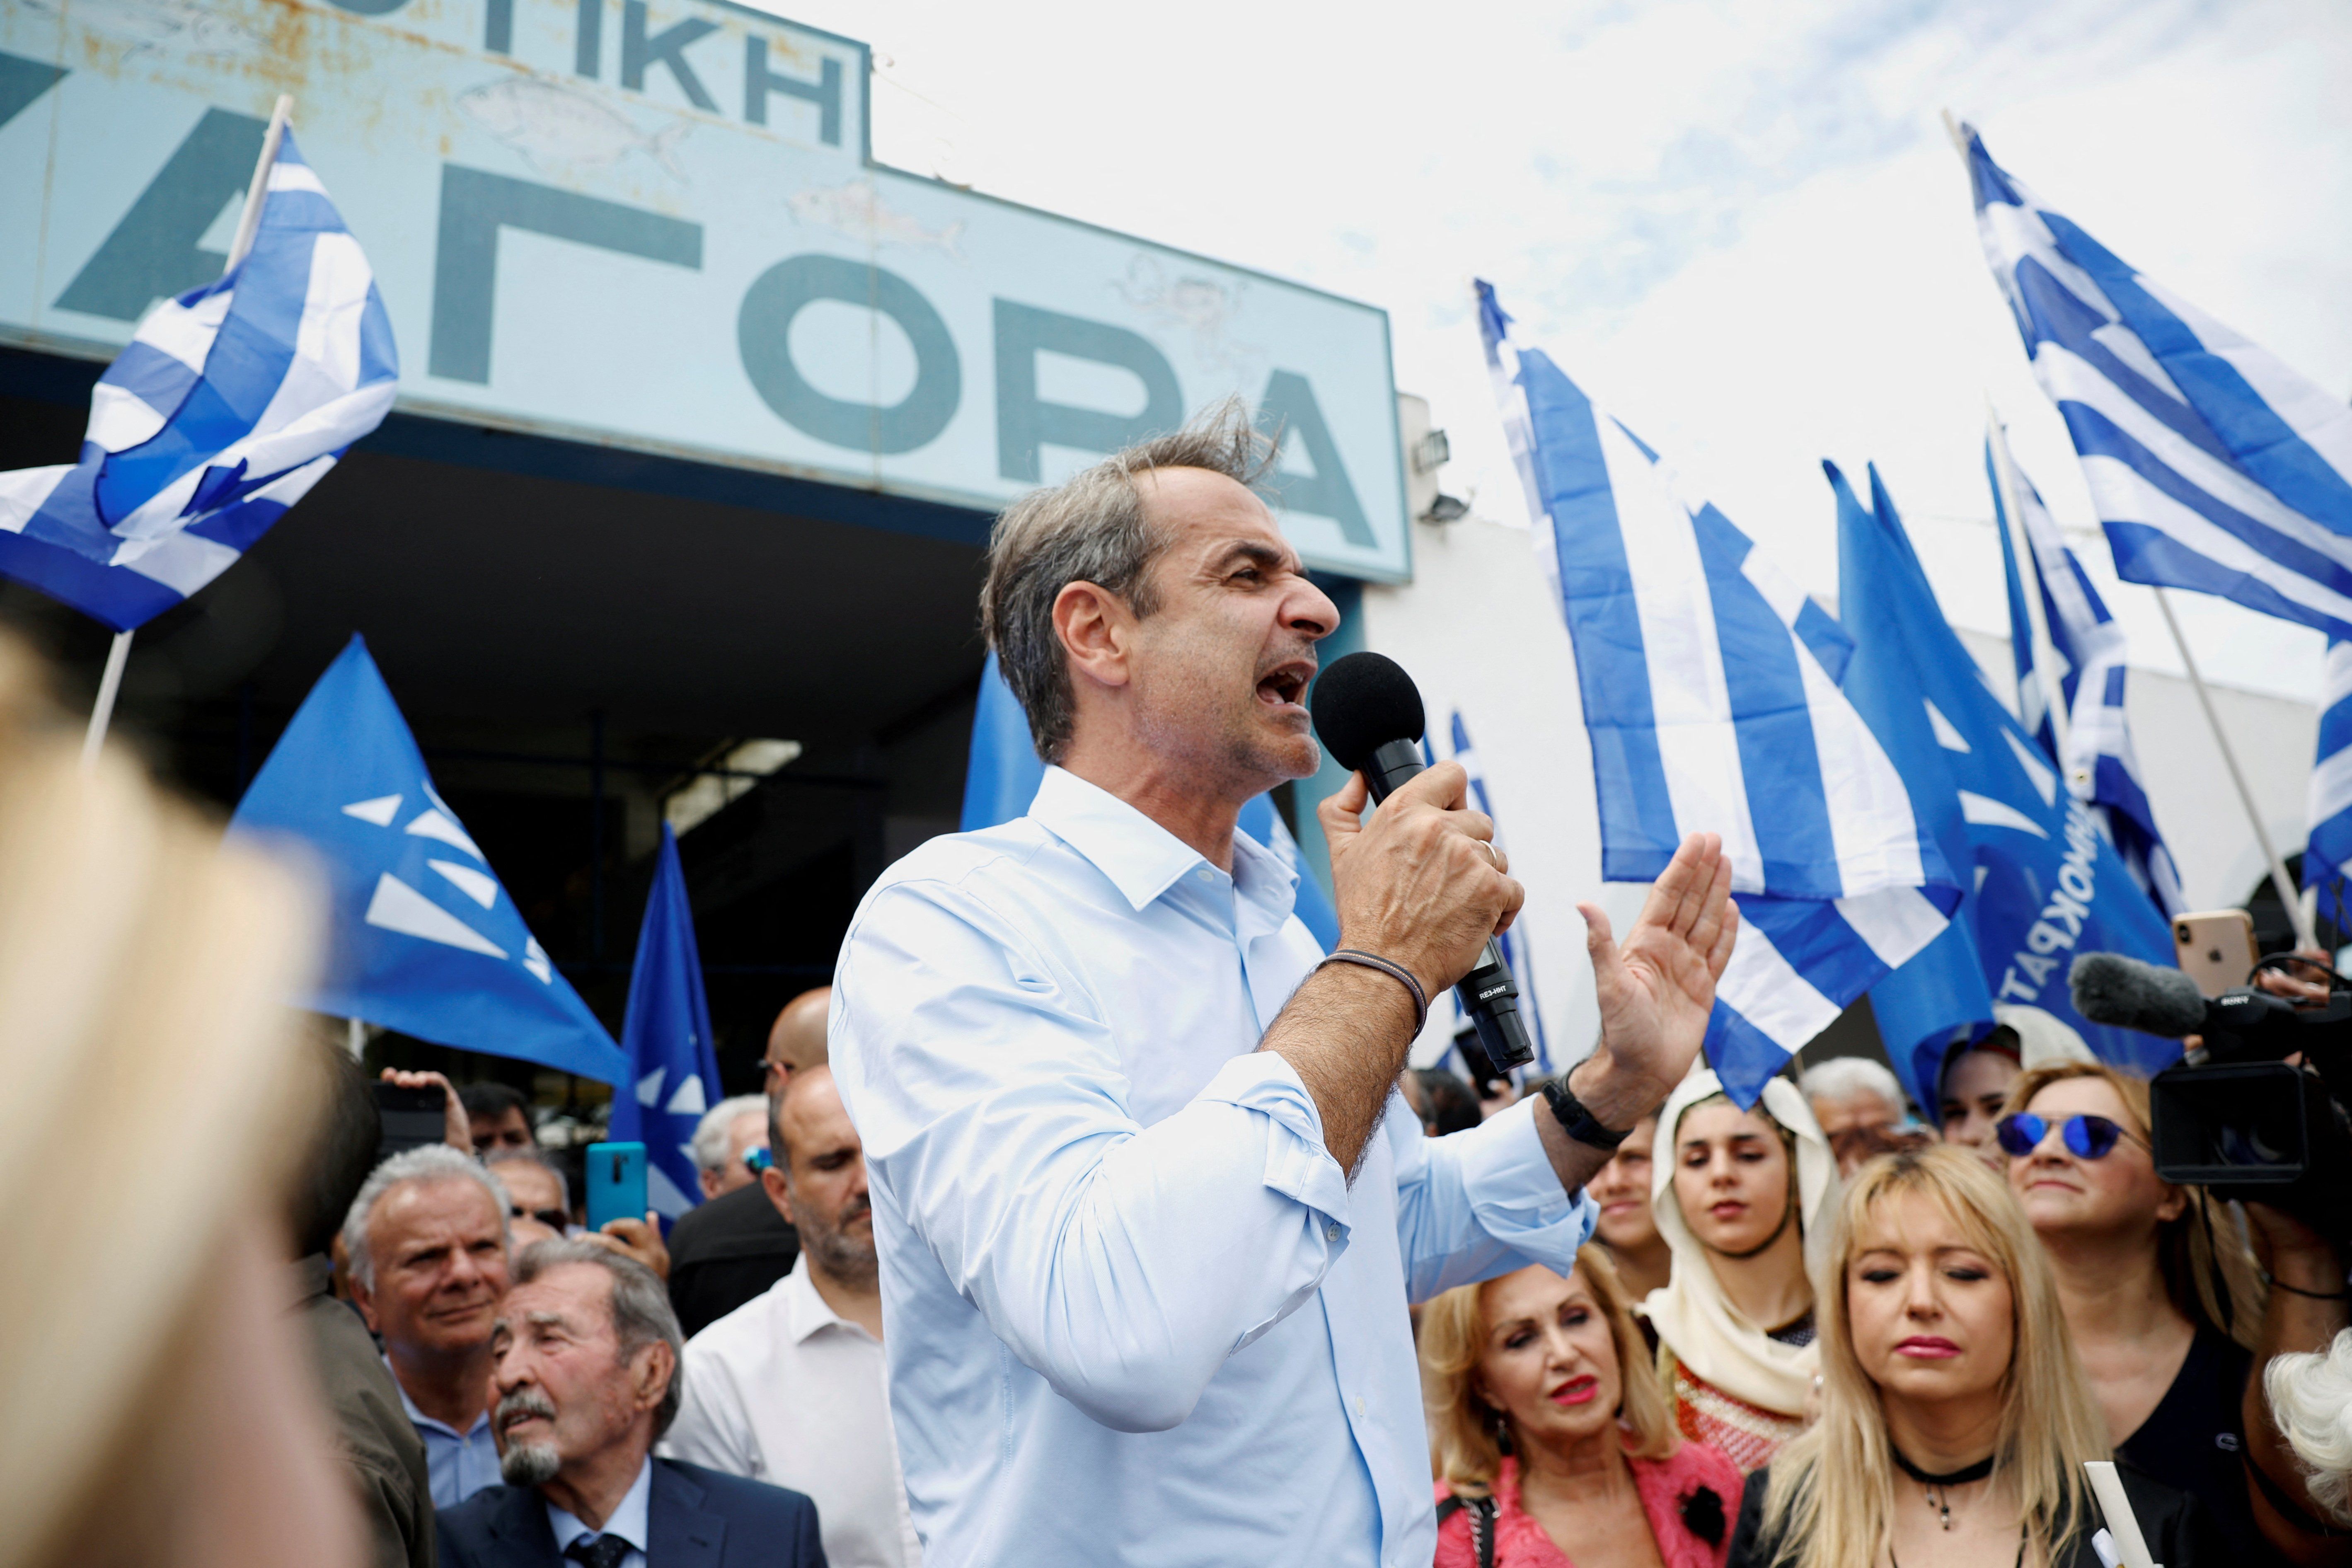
[0,0,1409,579]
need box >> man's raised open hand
[1571,833,1737,1130]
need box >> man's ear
[349,1274,380,1335]
[761,1164,796,1227]
[634,1340,676,1417]
[1051,581,1137,694]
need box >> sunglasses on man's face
[511,1205,568,1230]
[1995,1111,2137,1160]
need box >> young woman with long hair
[2000,1061,2276,1561]
[1422,1245,1742,1568]
[1645,1071,1838,1474]
[1728,1145,2217,1568]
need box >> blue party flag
[607,824,721,1219]
[230,635,626,1082]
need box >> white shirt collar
[1028,766,1294,919]
[779,1251,876,1346]
[545,1454,653,1556]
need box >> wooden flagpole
[79,93,294,774]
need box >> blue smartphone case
[584,1141,647,1232]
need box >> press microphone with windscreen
[1308,651,1534,1080]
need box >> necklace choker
[1889,1448,1995,1488]
[1891,1447,1994,1532]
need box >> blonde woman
[1729,1145,2217,1568]
[0,635,360,1568]
[1423,1245,1742,1568]
[1646,1070,1839,1474]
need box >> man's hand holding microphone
[1267,651,1738,1189]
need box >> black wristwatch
[1541,1073,1631,1151]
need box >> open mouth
[1255,662,1312,709]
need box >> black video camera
[2070,951,2352,1252]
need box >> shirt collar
[1028,767,1212,911]
[545,1454,653,1556]
[384,1357,491,1439]
[1029,766,1299,924]
[779,1251,873,1345]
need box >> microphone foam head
[1309,651,1426,774]
[2069,951,2205,1037]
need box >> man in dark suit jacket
[436,1238,825,1568]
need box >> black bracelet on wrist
[2262,1271,2352,1301]
[1318,949,1428,1036]
[1541,1074,1631,1152]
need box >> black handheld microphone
[1307,651,1534,1080]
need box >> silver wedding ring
[1476,840,1501,870]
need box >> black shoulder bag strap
[1433,1495,1499,1568]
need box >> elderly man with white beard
[433,1241,826,1568]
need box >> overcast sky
[764,0,2352,701]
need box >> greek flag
[0,131,396,631]
[2307,640,2352,936]
[1477,281,1960,1103]
[1989,436,2183,914]
[1965,126,2352,637]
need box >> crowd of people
[1,385,2348,1568]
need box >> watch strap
[1542,1074,1630,1151]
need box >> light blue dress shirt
[545,1455,651,1568]
[387,1360,502,1509]
[832,766,1596,1568]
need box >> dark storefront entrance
[2,341,993,1102]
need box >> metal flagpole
[79,92,295,774]
[2152,587,2316,949]
[1984,402,2071,764]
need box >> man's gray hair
[1800,1055,1908,1118]
[485,1146,569,1212]
[341,1143,512,1293]
[688,1094,768,1174]
[982,398,1275,762]
[511,1238,687,1437]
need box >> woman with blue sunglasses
[2001,1061,2278,1566]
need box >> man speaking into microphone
[830,403,1737,1566]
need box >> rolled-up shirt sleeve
[833,878,1354,1434]
[1389,1094,1596,1304]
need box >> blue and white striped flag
[0,130,396,632]
[1989,436,2184,915]
[2306,640,2352,937]
[1477,281,1960,1103]
[1965,126,2352,636]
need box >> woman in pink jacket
[1423,1244,1743,1568]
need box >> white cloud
[760,0,2352,699]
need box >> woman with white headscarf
[1645,1069,1840,1475]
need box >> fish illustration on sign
[457,77,691,181]
[21,0,267,57]
[789,179,965,261]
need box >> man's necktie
[563,1534,632,1568]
